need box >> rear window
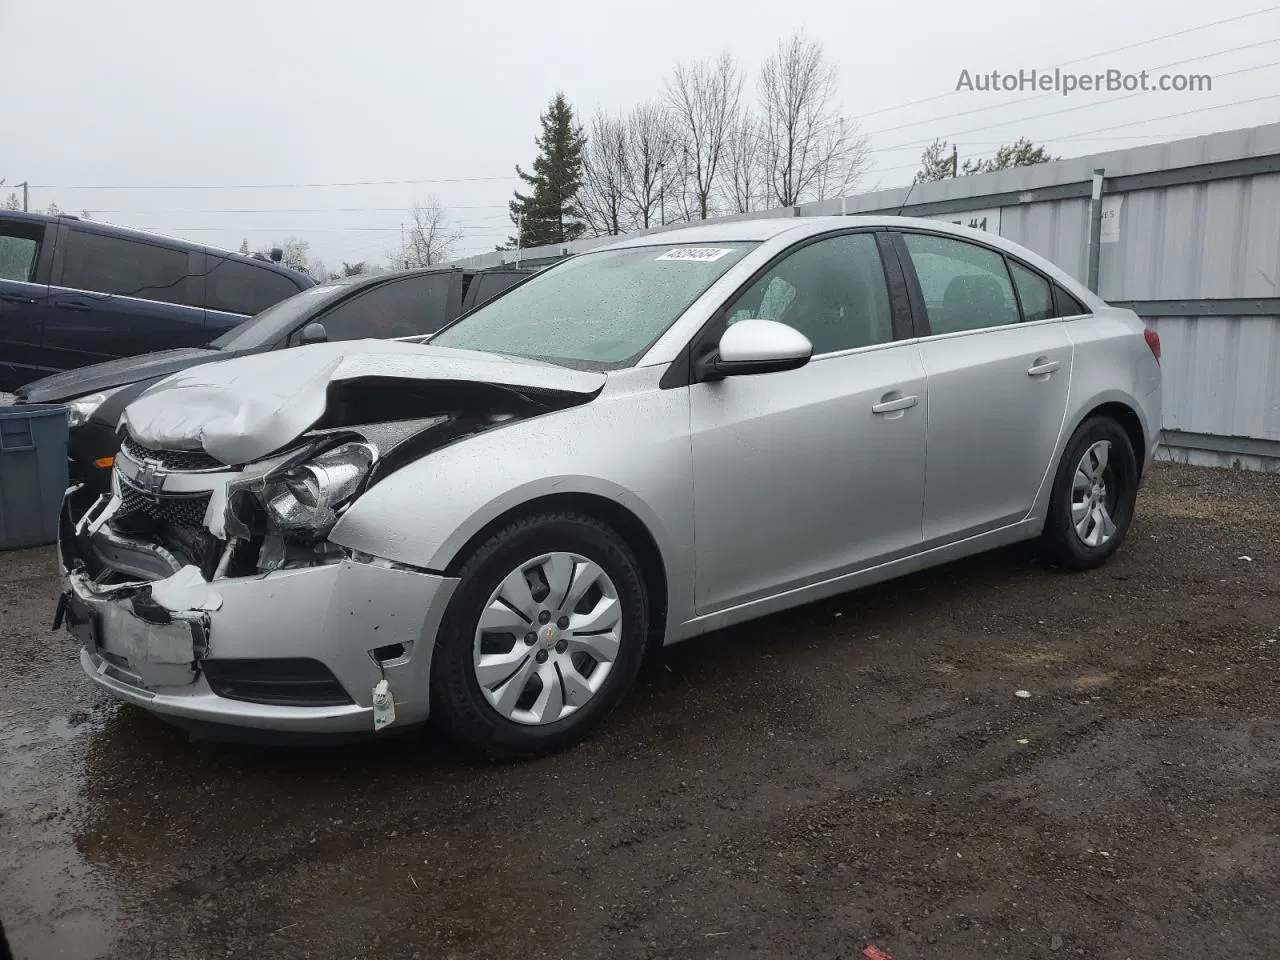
[61,229,196,306]
[205,258,304,316]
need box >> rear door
[46,224,207,371]
[0,215,56,391]
[203,255,309,338]
[287,271,461,345]
[893,230,1073,547]
[461,270,530,312]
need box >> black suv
[0,211,315,392]
[16,264,535,501]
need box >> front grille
[202,658,354,707]
[120,433,223,472]
[118,484,212,528]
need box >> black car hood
[15,347,239,403]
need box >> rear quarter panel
[1029,306,1162,516]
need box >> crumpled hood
[121,339,607,465]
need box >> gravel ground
[1,461,1277,960]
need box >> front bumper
[59,516,460,737]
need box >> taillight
[1144,327,1161,363]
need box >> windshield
[429,242,758,368]
[206,282,354,351]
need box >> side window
[206,258,303,316]
[723,233,894,355]
[0,220,43,282]
[1009,261,1054,323]
[902,233,1019,335]
[61,230,195,306]
[309,273,454,343]
[469,272,526,310]
[1054,284,1090,317]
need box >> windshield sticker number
[656,247,736,263]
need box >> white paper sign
[655,247,736,262]
[1100,195,1123,243]
[932,208,1002,235]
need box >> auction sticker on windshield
[655,247,736,262]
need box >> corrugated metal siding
[1099,173,1280,301]
[1148,315,1280,441]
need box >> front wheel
[1039,416,1139,570]
[430,512,650,760]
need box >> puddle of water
[0,708,122,960]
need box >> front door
[689,231,927,615]
[895,230,1073,547]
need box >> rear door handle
[1027,359,1061,377]
[871,393,919,415]
[55,300,92,312]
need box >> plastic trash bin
[0,403,70,550]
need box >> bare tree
[665,51,742,221]
[620,101,677,230]
[721,109,765,213]
[579,107,630,237]
[2,193,20,211]
[400,196,463,267]
[758,32,869,206]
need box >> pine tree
[915,139,957,182]
[508,92,587,248]
[238,238,250,255]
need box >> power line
[863,35,1280,139]
[82,204,512,215]
[866,92,1280,178]
[853,4,1280,123]
[868,58,1280,158]
[28,175,519,190]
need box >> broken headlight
[262,442,375,537]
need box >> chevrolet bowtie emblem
[133,459,168,498]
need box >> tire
[1039,415,1139,570]
[430,511,650,760]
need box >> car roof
[0,209,312,284]
[598,214,1022,250]
[597,214,1102,310]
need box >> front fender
[327,378,696,631]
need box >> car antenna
[893,176,921,218]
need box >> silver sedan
[57,216,1162,757]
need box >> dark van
[0,211,313,392]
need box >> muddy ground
[1,461,1277,960]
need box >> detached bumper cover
[61,532,459,735]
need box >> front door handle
[1027,358,1061,378]
[871,392,919,416]
[0,293,37,305]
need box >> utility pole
[951,146,958,178]
[400,222,406,269]
[515,212,523,268]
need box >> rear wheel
[430,512,649,760]
[1039,416,1139,570]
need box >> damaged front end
[55,358,600,739]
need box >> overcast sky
[3,0,1277,267]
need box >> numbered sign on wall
[931,208,1002,235]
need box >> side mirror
[696,318,812,381]
[298,321,328,345]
